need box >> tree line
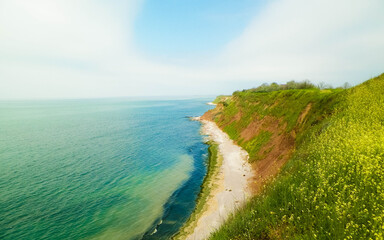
[241,80,351,93]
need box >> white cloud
[0,0,144,98]
[0,0,133,61]
[216,0,384,85]
[0,0,383,99]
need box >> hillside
[202,74,384,239]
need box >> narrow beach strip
[177,117,254,240]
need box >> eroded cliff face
[202,104,295,192]
[202,89,340,193]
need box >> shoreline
[176,117,254,240]
[173,138,222,240]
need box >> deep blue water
[0,98,213,240]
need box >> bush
[247,80,317,93]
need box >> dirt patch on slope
[202,104,242,125]
[297,103,312,125]
[249,130,294,193]
[201,109,215,121]
[201,104,223,121]
[240,116,280,142]
[233,111,242,122]
[246,104,313,193]
[239,116,294,193]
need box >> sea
[0,98,214,240]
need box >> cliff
[202,87,343,193]
[205,74,384,239]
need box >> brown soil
[249,131,294,193]
[201,109,214,121]
[297,103,312,125]
[233,111,242,122]
[240,116,280,142]
[201,103,223,121]
[242,103,313,193]
[242,116,294,193]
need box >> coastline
[176,117,254,240]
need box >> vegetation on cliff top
[206,74,384,239]
[211,95,231,104]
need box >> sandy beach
[185,117,254,240]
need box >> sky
[0,0,383,99]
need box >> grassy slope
[211,95,231,104]
[210,88,343,162]
[208,74,384,239]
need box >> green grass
[234,88,343,133]
[242,130,272,162]
[209,74,384,239]
[212,95,231,104]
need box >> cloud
[0,0,383,99]
[0,0,144,98]
[0,0,134,60]
[216,0,384,85]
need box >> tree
[318,82,326,89]
[343,82,351,89]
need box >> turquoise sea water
[0,98,213,240]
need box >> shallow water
[0,98,213,240]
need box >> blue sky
[0,0,383,99]
[134,0,264,60]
